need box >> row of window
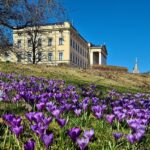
[16,52,64,62]
[17,30,64,37]
[70,52,87,68]
[17,37,64,48]
[70,38,88,58]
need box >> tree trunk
[32,48,36,64]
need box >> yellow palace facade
[0,22,107,68]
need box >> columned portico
[89,44,107,66]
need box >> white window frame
[17,39,22,48]
[27,53,32,62]
[38,52,42,61]
[59,51,63,61]
[48,38,53,46]
[28,39,32,47]
[59,37,64,45]
[48,52,53,61]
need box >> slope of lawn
[0,62,150,93]
[0,71,150,150]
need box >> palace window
[48,52,53,61]
[73,41,75,49]
[28,39,32,47]
[76,43,77,50]
[17,53,22,62]
[48,38,52,46]
[70,39,73,47]
[78,45,79,52]
[17,40,22,48]
[18,32,22,36]
[59,38,64,45]
[38,52,42,61]
[76,56,77,64]
[27,53,32,62]
[59,52,63,61]
[73,55,75,63]
[78,58,79,65]
[70,53,72,61]
[80,48,82,55]
[80,60,82,67]
[4,52,9,57]
[38,38,42,47]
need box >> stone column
[99,52,101,65]
[90,51,93,66]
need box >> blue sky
[63,0,150,72]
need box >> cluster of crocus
[25,112,54,149]
[2,114,23,138]
[67,127,94,150]
[91,104,106,119]
[108,91,150,144]
[26,112,52,135]
[1,72,150,149]
[126,118,146,143]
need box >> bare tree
[0,0,66,63]
[0,26,13,56]
[0,0,65,29]
[22,26,46,64]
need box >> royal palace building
[0,22,108,68]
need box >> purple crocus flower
[13,94,21,103]
[116,113,125,122]
[11,125,23,138]
[41,133,53,150]
[51,109,61,118]
[33,112,44,123]
[2,114,14,122]
[56,118,67,127]
[126,134,136,144]
[2,114,14,126]
[40,98,48,103]
[64,103,72,111]
[67,127,82,142]
[24,139,35,150]
[92,97,99,104]
[76,138,89,150]
[129,122,138,131]
[36,102,45,111]
[91,105,102,112]
[46,102,56,112]
[134,129,145,141]
[106,114,115,124]
[12,117,22,127]
[43,117,53,128]
[94,111,102,119]
[72,98,78,104]
[25,112,35,122]
[74,109,82,116]
[92,105,103,119]
[83,129,94,140]
[82,103,88,111]
[31,124,45,137]
[113,133,123,140]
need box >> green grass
[0,62,150,149]
[0,62,150,94]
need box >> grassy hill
[0,62,150,149]
[0,62,150,93]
